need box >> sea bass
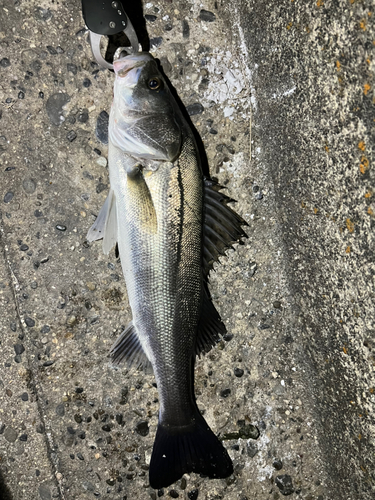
[87,52,247,489]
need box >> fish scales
[113,135,203,424]
[87,52,247,489]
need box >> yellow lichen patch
[370,387,374,394]
[367,58,371,65]
[346,218,355,232]
[346,245,351,253]
[349,0,355,4]
[343,346,348,354]
[301,201,306,208]
[364,83,371,95]
[359,19,366,30]
[325,144,330,152]
[287,22,293,30]
[336,60,341,71]
[305,26,310,33]
[317,0,324,6]
[364,191,372,198]
[314,207,319,214]
[360,156,369,173]
[368,207,374,216]
[358,434,362,440]
[358,140,366,151]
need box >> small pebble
[23,180,35,198]
[199,10,216,22]
[20,244,29,251]
[150,37,163,49]
[10,322,17,332]
[273,459,283,470]
[4,427,18,443]
[220,388,231,398]
[66,130,77,142]
[46,46,57,55]
[19,434,28,442]
[39,91,44,98]
[273,300,282,309]
[182,20,190,38]
[0,57,10,67]
[275,475,294,496]
[55,224,67,231]
[186,103,204,116]
[145,14,157,22]
[246,441,258,458]
[77,110,89,123]
[25,317,35,327]
[4,192,14,203]
[169,490,179,498]
[96,156,107,168]
[67,63,78,75]
[95,110,109,144]
[135,421,149,437]
[46,92,70,126]
[83,78,91,88]
[55,403,65,416]
[18,91,25,99]
[77,453,84,460]
[14,344,25,355]
[96,183,107,194]
[234,368,244,377]
[187,490,199,500]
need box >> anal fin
[109,321,153,373]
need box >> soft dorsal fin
[109,321,153,373]
[195,284,226,356]
[203,177,248,279]
[86,189,118,255]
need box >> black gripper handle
[82,0,128,36]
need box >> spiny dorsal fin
[109,321,153,373]
[203,177,248,279]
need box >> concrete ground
[0,1,373,499]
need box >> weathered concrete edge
[228,1,375,499]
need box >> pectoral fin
[127,168,157,234]
[87,189,118,255]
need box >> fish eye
[148,77,162,90]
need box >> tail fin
[149,410,233,489]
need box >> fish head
[110,52,182,163]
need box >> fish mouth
[113,52,153,78]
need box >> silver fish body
[87,52,247,489]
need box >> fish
[87,51,247,489]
